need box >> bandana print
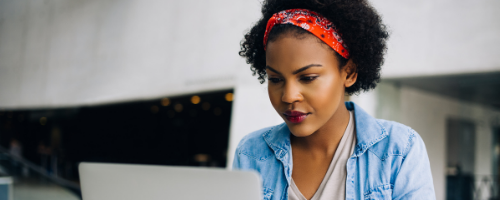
[263,9,350,59]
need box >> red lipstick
[283,110,308,123]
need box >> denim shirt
[232,102,435,200]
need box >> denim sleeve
[392,129,436,200]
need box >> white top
[288,111,356,200]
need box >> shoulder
[235,123,284,161]
[368,119,425,160]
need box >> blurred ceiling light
[151,105,159,114]
[202,102,211,111]
[225,93,233,102]
[174,103,183,112]
[214,107,222,116]
[194,154,210,162]
[161,98,170,106]
[191,95,201,104]
[40,117,47,126]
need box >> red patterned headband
[263,9,350,59]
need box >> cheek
[304,76,343,112]
[268,85,282,109]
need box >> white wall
[0,0,261,109]
[2,0,500,109]
[370,82,500,200]
[370,0,500,78]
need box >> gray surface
[13,182,79,200]
[79,163,262,200]
[446,119,476,174]
[384,72,500,109]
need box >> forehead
[265,34,339,72]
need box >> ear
[343,59,358,88]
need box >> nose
[281,81,303,104]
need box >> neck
[291,102,351,156]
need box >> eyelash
[301,76,318,82]
[267,76,318,84]
[268,78,282,83]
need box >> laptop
[79,162,262,200]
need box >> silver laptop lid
[79,162,262,200]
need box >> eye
[300,76,318,83]
[268,77,283,83]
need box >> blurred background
[0,0,498,200]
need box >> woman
[233,0,435,199]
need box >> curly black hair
[239,0,389,95]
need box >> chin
[286,122,316,138]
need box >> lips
[283,110,309,123]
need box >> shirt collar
[262,123,293,180]
[262,123,291,163]
[262,101,388,160]
[345,101,388,157]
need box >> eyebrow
[266,64,322,75]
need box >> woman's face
[265,33,357,137]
